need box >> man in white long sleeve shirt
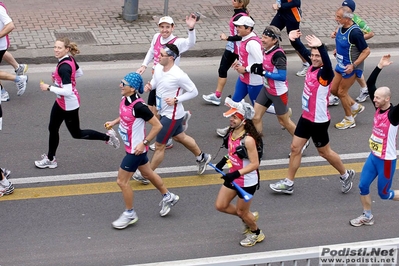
[133,44,211,183]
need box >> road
[1,49,399,266]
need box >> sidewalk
[4,0,399,64]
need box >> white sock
[345,116,354,122]
[351,103,359,111]
[341,170,349,180]
[361,87,368,93]
[284,178,294,186]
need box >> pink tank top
[262,47,288,96]
[238,36,261,85]
[153,34,177,66]
[118,97,148,154]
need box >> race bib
[118,126,130,146]
[369,134,383,157]
[263,76,270,89]
[156,94,162,110]
[302,93,310,112]
[226,41,234,53]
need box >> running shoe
[15,64,28,76]
[351,104,365,118]
[106,129,120,149]
[1,89,9,102]
[149,138,174,151]
[0,180,14,195]
[335,118,355,130]
[216,126,230,137]
[35,154,57,169]
[112,210,138,229]
[1,168,11,179]
[329,95,340,106]
[159,193,180,217]
[182,110,192,132]
[269,179,294,194]
[356,89,369,103]
[288,139,309,158]
[202,92,221,106]
[240,230,265,247]
[350,213,374,227]
[16,75,28,96]
[132,170,150,185]
[296,64,309,77]
[341,169,355,193]
[197,153,211,175]
[242,211,259,235]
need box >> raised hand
[378,54,393,69]
[305,35,322,48]
[288,29,301,41]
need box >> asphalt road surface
[1,49,399,266]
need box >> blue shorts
[156,115,183,144]
[232,78,263,105]
[120,153,149,172]
[335,65,363,79]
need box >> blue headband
[123,72,144,94]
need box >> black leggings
[218,49,239,78]
[47,102,108,160]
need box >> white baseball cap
[233,16,255,27]
[158,16,174,25]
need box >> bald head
[376,86,391,98]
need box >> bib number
[226,41,234,53]
[369,134,383,156]
[302,93,310,112]
[118,126,130,146]
[263,76,270,89]
[156,94,162,110]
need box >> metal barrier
[129,237,399,266]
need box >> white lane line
[11,151,374,185]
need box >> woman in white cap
[35,37,120,169]
[214,97,265,247]
[105,72,180,229]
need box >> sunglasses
[121,81,130,87]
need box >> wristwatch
[143,139,149,146]
[174,97,178,104]
[47,85,51,91]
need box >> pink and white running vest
[262,47,288,96]
[118,97,148,154]
[153,34,177,66]
[369,108,398,160]
[238,36,262,85]
[226,12,247,54]
[53,56,80,111]
[0,3,10,49]
[227,134,258,188]
[301,68,330,123]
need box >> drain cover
[213,5,234,17]
[54,31,97,45]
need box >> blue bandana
[123,72,144,94]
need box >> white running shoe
[197,153,211,175]
[1,90,9,102]
[216,126,230,137]
[15,64,28,76]
[159,193,180,217]
[132,170,150,185]
[356,89,369,103]
[296,64,309,77]
[16,75,28,96]
[182,110,191,132]
[329,95,340,106]
[149,138,174,151]
[106,129,120,149]
[35,154,57,169]
[112,210,138,229]
[202,92,221,106]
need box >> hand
[220,33,227,41]
[39,82,49,91]
[165,97,176,106]
[288,29,301,41]
[144,81,152,92]
[305,35,322,48]
[330,31,337,39]
[272,3,279,10]
[344,64,354,74]
[221,170,241,183]
[234,64,246,74]
[378,54,393,69]
[215,157,228,171]
[136,66,146,75]
[104,122,114,130]
[185,14,197,29]
[250,63,264,76]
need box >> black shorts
[0,49,6,63]
[223,181,258,198]
[294,116,330,148]
[147,89,156,106]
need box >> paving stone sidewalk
[3,0,399,63]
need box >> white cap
[158,16,174,25]
[233,16,255,27]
